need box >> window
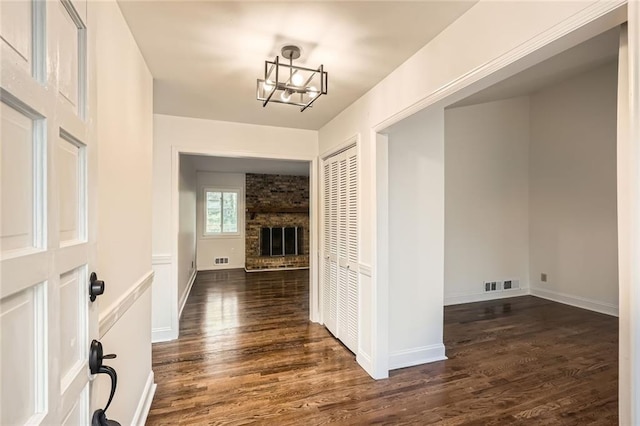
[204,189,239,235]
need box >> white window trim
[202,187,241,237]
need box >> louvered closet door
[322,158,339,336]
[321,145,358,355]
[342,147,359,353]
[336,154,349,341]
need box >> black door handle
[89,340,121,426]
[89,272,105,302]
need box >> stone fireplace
[245,173,309,271]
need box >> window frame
[202,187,241,237]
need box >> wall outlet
[541,273,547,282]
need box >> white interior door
[321,145,358,354]
[0,0,98,424]
[322,159,339,335]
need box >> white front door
[1,0,99,424]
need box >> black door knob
[89,340,119,417]
[90,272,105,302]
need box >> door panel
[0,282,46,425]
[0,0,96,423]
[54,1,83,114]
[57,133,86,246]
[61,385,88,426]
[59,266,88,389]
[0,0,32,73]
[1,102,36,255]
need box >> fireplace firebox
[260,226,303,256]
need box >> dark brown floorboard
[147,269,618,425]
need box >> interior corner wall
[196,171,246,270]
[93,0,154,423]
[178,155,197,313]
[387,108,446,370]
[444,96,531,305]
[529,61,619,316]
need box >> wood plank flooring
[147,269,618,425]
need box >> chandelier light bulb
[307,86,318,98]
[281,90,292,102]
[291,72,304,87]
[263,79,274,92]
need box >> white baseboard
[152,326,178,343]
[197,264,244,271]
[178,269,197,321]
[356,350,376,378]
[530,287,619,317]
[244,266,310,273]
[131,370,156,426]
[389,343,447,370]
[444,288,529,306]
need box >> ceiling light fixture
[256,45,328,112]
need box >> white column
[618,2,640,423]
[629,1,640,423]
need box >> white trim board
[372,1,626,133]
[178,269,197,321]
[99,270,154,337]
[356,351,374,378]
[445,288,529,306]
[151,326,176,344]
[130,371,156,426]
[244,266,310,273]
[389,344,447,371]
[198,265,245,272]
[151,254,171,265]
[530,287,619,317]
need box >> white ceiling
[185,154,310,176]
[117,1,477,130]
[449,27,620,109]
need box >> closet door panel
[321,145,358,354]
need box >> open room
[1,1,638,425]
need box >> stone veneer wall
[245,173,309,270]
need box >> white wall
[444,96,530,304]
[93,0,154,423]
[152,114,317,341]
[318,0,625,379]
[529,61,619,315]
[178,155,197,313]
[196,172,245,270]
[387,108,446,369]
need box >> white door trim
[168,146,320,334]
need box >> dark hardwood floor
[147,269,618,425]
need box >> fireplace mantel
[246,206,308,220]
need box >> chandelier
[256,45,328,112]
